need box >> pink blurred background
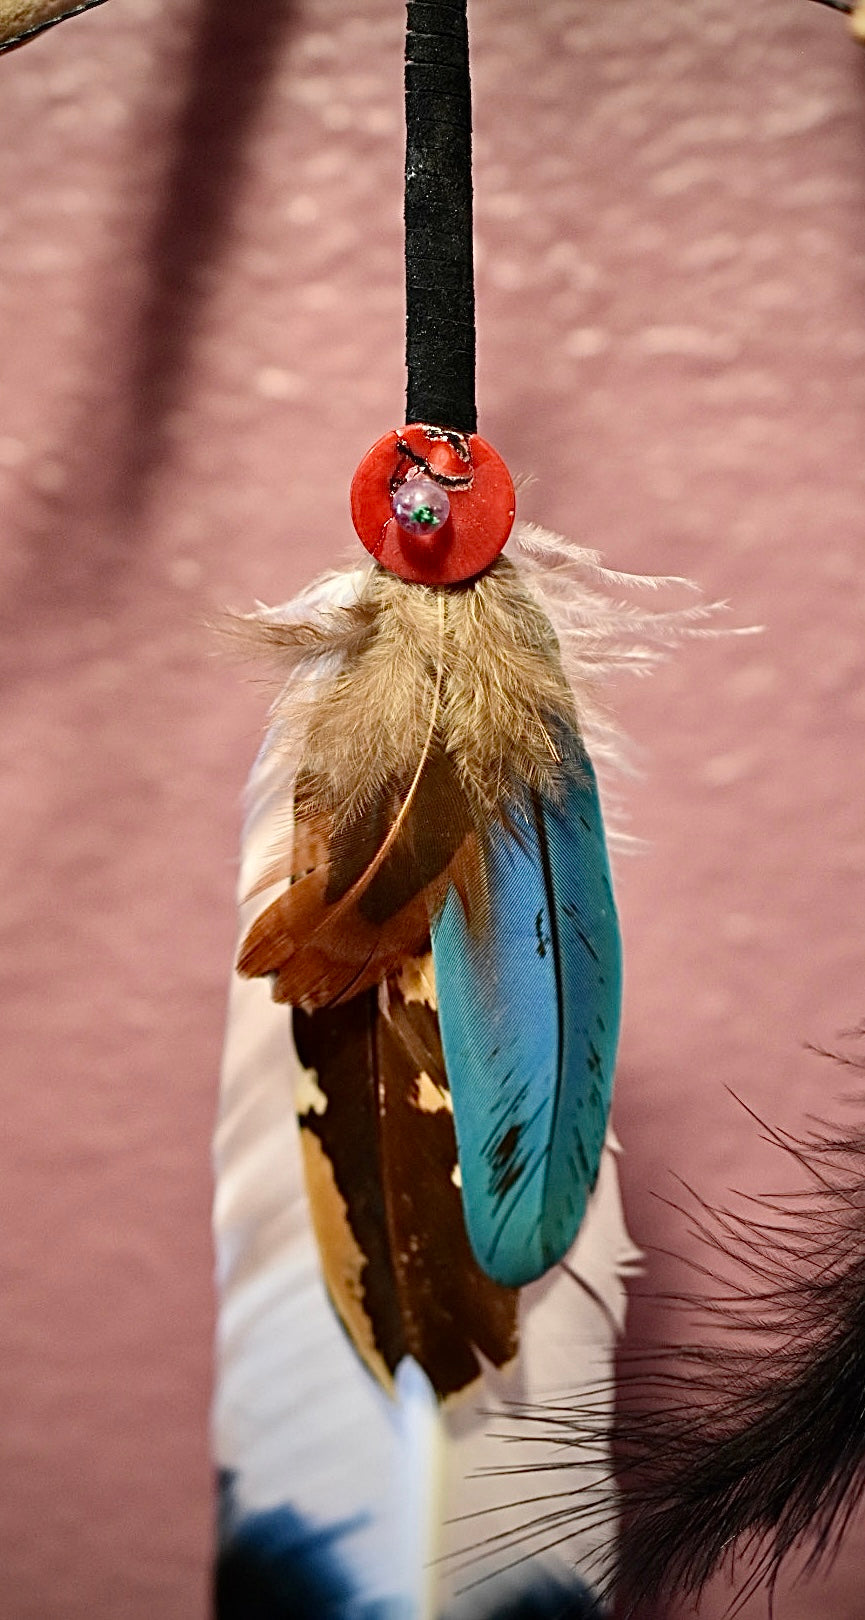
[1,0,864,1614]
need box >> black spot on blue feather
[535,910,549,957]
[489,1123,529,1201]
[483,1084,529,1150]
[573,1136,592,1178]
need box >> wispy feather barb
[230,558,574,825]
[226,521,720,826]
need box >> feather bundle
[213,715,642,1614]
[229,522,717,1379]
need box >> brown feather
[292,953,519,1399]
[238,587,488,1010]
[234,561,585,1005]
[237,750,487,1010]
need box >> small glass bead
[390,475,450,539]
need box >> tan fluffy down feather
[224,520,735,833]
[230,557,581,826]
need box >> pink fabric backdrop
[1,0,864,1614]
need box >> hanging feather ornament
[233,540,625,1296]
[213,2,716,1614]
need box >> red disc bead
[350,424,515,585]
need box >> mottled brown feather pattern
[292,954,519,1399]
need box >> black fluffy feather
[613,1090,865,1610]
[479,1060,865,1614]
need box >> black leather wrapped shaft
[404,0,477,434]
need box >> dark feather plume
[495,1074,865,1613]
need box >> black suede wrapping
[404,0,477,434]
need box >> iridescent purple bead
[390,474,450,540]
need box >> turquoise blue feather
[431,749,622,1289]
